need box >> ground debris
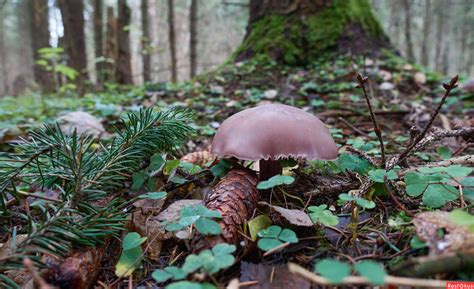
[239,262,310,289]
[413,211,474,255]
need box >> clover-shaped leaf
[308,205,339,226]
[152,266,187,283]
[165,204,222,235]
[338,194,375,209]
[257,175,295,190]
[314,259,351,283]
[354,261,387,285]
[257,225,298,252]
[138,191,167,200]
[367,169,398,183]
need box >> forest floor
[1,50,473,288]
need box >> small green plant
[308,205,339,226]
[152,243,235,289]
[36,47,79,92]
[404,165,472,208]
[165,204,222,235]
[257,174,295,190]
[314,259,386,285]
[367,169,398,183]
[338,194,375,209]
[257,225,298,251]
[115,232,147,278]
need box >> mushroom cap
[211,104,338,161]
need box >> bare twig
[356,74,386,167]
[338,117,370,137]
[288,262,448,288]
[388,75,459,170]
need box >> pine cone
[193,169,259,251]
[180,150,214,166]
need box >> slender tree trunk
[141,0,151,83]
[29,0,54,91]
[0,11,8,95]
[435,1,445,71]
[93,0,104,87]
[168,0,177,82]
[57,0,88,93]
[402,0,415,62]
[420,0,431,67]
[105,6,118,83]
[116,0,133,84]
[189,0,198,78]
[459,0,470,74]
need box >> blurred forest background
[0,0,473,96]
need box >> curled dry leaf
[413,211,474,255]
[57,111,105,137]
[180,150,214,166]
[259,202,313,227]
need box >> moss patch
[232,0,386,65]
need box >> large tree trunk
[168,0,177,82]
[104,6,118,83]
[141,0,151,83]
[57,0,88,92]
[116,0,133,84]
[189,0,198,78]
[234,0,389,65]
[93,0,104,88]
[29,0,54,92]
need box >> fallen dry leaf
[240,262,310,289]
[413,211,474,255]
[259,202,313,227]
[57,111,105,137]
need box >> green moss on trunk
[233,0,387,65]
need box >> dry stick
[288,263,448,288]
[356,74,386,168]
[387,75,459,170]
[400,155,474,176]
[383,176,415,217]
[338,117,370,137]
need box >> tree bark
[104,6,118,83]
[116,0,133,84]
[420,0,431,67]
[57,0,88,92]
[29,0,54,91]
[141,0,151,83]
[189,0,198,78]
[435,1,445,71]
[93,0,104,87]
[235,0,389,65]
[168,0,177,82]
[0,10,7,95]
[402,0,415,62]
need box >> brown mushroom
[211,103,338,180]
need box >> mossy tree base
[233,0,390,65]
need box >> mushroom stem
[259,159,282,181]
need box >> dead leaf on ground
[413,211,474,255]
[155,199,202,223]
[240,262,310,289]
[57,111,105,137]
[259,202,313,227]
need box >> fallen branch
[393,253,474,278]
[400,155,474,176]
[387,127,474,170]
[288,262,448,288]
